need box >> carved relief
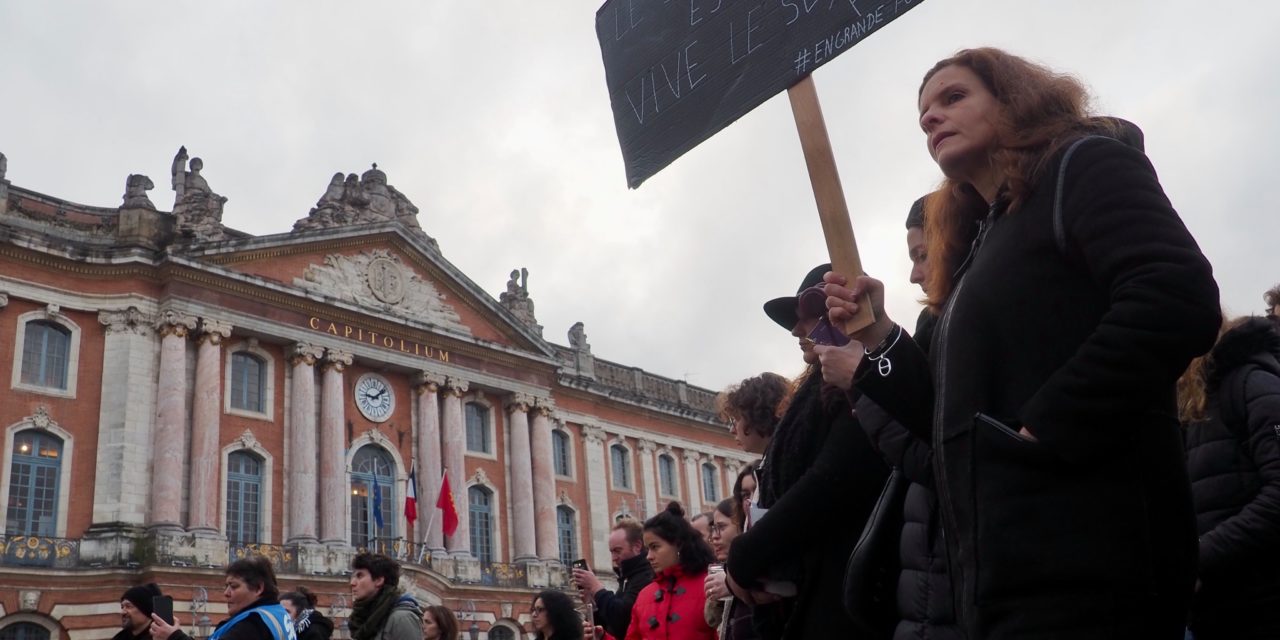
[294,250,468,333]
[292,165,438,247]
[99,307,155,336]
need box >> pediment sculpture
[293,164,438,249]
[294,249,468,333]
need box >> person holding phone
[573,519,654,639]
[150,556,295,640]
[116,584,163,640]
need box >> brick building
[0,150,748,640]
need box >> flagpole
[418,468,445,564]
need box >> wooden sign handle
[787,75,875,333]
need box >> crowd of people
[112,46,1277,640]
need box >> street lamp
[466,600,479,640]
[191,588,211,639]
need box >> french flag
[404,465,419,524]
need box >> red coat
[624,565,717,640]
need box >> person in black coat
[574,518,655,639]
[1181,316,1280,639]
[280,587,333,640]
[115,583,163,640]
[821,47,1220,638]
[725,263,889,640]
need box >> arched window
[351,447,396,550]
[0,623,51,640]
[702,463,719,503]
[552,430,571,477]
[488,627,516,640]
[469,485,494,564]
[226,451,263,544]
[465,403,491,454]
[6,430,63,536]
[556,505,578,565]
[229,352,266,413]
[658,454,678,497]
[20,321,71,390]
[610,444,632,490]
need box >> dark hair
[713,498,734,520]
[612,518,643,547]
[918,48,1104,310]
[279,585,318,611]
[731,461,759,528]
[643,502,716,575]
[423,605,460,640]
[717,372,790,439]
[351,553,401,589]
[531,590,583,640]
[1266,284,1280,315]
[226,556,279,601]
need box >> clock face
[354,374,395,422]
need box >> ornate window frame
[10,309,81,399]
[551,426,576,480]
[607,440,634,493]
[466,468,503,564]
[345,430,408,546]
[0,409,74,538]
[463,395,498,460]
[224,340,276,421]
[219,430,274,544]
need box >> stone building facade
[0,151,750,640]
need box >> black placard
[596,0,927,188]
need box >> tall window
[702,463,719,503]
[226,452,262,544]
[0,623,51,640]
[351,447,395,550]
[469,486,494,564]
[552,430,571,477]
[658,454,678,496]
[465,403,491,454]
[557,505,577,565]
[610,445,632,490]
[20,321,70,390]
[229,352,266,412]
[6,430,62,536]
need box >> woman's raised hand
[823,272,894,347]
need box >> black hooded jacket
[593,553,655,638]
[1186,317,1280,628]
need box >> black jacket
[112,627,152,640]
[1186,317,1280,632]
[593,553,655,638]
[727,373,888,639]
[859,136,1220,638]
[294,609,334,640]
[172,597,279,640]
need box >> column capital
[197,318,233,345]
[582,424,607,445]
[414,371,446,393]
[153,309,197,338]
[321,349,353,372]
[531,397,557,417]
[289,343,325,367]
[443,376,469,396]
[682,450,701,464]
[505,392,535,413]
[637,439,658,453]
[99,307,155,336]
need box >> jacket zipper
[932,201,999,629]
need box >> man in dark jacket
[573,518,654,638]
[116,583,163,640]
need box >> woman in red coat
[625,502,718,640]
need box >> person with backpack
[1180,316,1280,639]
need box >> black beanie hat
[122,583,162,617]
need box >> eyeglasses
[530,606,546,615]
[709,522,733,538]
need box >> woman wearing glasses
[530,590,583,640]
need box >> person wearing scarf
[347,553,422,640]
[280,587,333,640]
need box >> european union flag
[372,475,384,529]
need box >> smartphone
[571,558,589,571]
[807,316,850,347]
[152,595,174,625]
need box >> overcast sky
[2,1,1276,392]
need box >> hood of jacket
[1210,317,1280,384]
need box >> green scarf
[348,587,401,640]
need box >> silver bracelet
[863,324,902,377]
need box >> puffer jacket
[625,565,715,640]
[1186,317,1280,636]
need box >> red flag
[436,470,460,537]
[404,466,419,524]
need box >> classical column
[92,307,159,528]
[440,377,470,555]
[530,400,558,562]
[683,451,703,514]
[414,372,446,552]
[582,425,611,570]
[287,343,324,543]
[637,439,659,518]
[150,311,197,529]
[505,393,537,562]
[319,349,353,546]
[189,318,232,535]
